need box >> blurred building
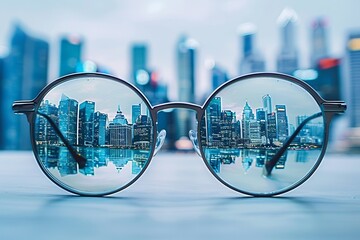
[311,18,329,68]
[0,24,49,150]
[59,35,83,77]
[176,35,197,140]
[276,8,299,75]
[347,31,360,128]
[131,43,148,87]
[238,23,265,74]
[0,58,3,148]
[210,63,228,91]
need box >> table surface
[0,151,359,240]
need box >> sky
[1,0,360,101]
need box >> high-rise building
[35,100,59,144]
[1,24,49,150]
[0,58,4,148]
[59,35,83,77]
[256,108,267,143]
[238,23,265,74]
[58,94,78,145]
[176,35,197,139]
[206,97,222,146]
[93,111,108,146]
[131,43,148,86]
[78,101,95,146]
[242,101,254,140]
[304,58,342,100]
[109,106,132,147]
[262,94,272,115]
[210,63,228,91]
[267,112,277,144]
[276,105,289,142]
[132,104,141,124]
[276,8,299,75]
[133,115,152,149]
[311,18,329,67]
[347,31,360,128]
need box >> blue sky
[1,0,360,100]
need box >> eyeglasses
[13,72,346,196]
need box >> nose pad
[189,130,201,156]
[153,129,167,156]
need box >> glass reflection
[201,77,324,194]
[33,77,153,193]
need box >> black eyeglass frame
[13,72,347,196]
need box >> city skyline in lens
[1,0,359,99]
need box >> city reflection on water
[37,145,151,177]
[204,148,319,174]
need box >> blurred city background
[1,0,360,152]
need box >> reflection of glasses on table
[13,72,346,196]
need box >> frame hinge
[322,101,347,113]
[12,101,36,114]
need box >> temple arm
[263,112,322,176]
[35,112,87,169]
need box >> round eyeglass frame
[16,72,345,196]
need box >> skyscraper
[131,43,148,86]
[59,35,83,77]
[262,94,272,115]
[210,63,228,91]
[242,101,254,140]
[238,23,265,74]
[58,94,78,145]
[311,17,329,67]
[109,106,132,147]
[0,24,49,150]
[267,112,277,145]
[78,101,95,146]
[132,104,141,124]
[276,105,289,142]
[176,35,197,139]
[206,97,222,146]
[347,31,360,128]
[276,8,299,75]
[93,111,108,146]
[35,100,59,144]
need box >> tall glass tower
[58,94,79,145]
[276,104,289,142]
[59,35,83,77]
[131,43,148,86]
[132,103,141,124]
[78,101,95,146]
[276,8,299,75]
[0,24,49,150]
[176,35,197,139]
[311,17,329,67]
[347,31,360,128]
[238,23,265,74]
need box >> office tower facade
[109,106,132,147]
[131,44,148,86]
[256,108,267,143]
[262,94,272,115]
[276,8,299,75]
[210,64,228,91]
[59,36,83,77]
[132,104,141,124]
[58,94,78,145]
[93,111,107,146]
[78,101,95,146]
[133,115,152,149]
[242,101,254,140]
[347,31,360,128]
[276,105,289,142]
[306,58,341,101]
[35,100,59,144]
[238,23,265,74]
[205,97,222,146]
[176,35,197,139]
[311,18,329,67]
[267,112,277,144]
[0,24,49,150]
